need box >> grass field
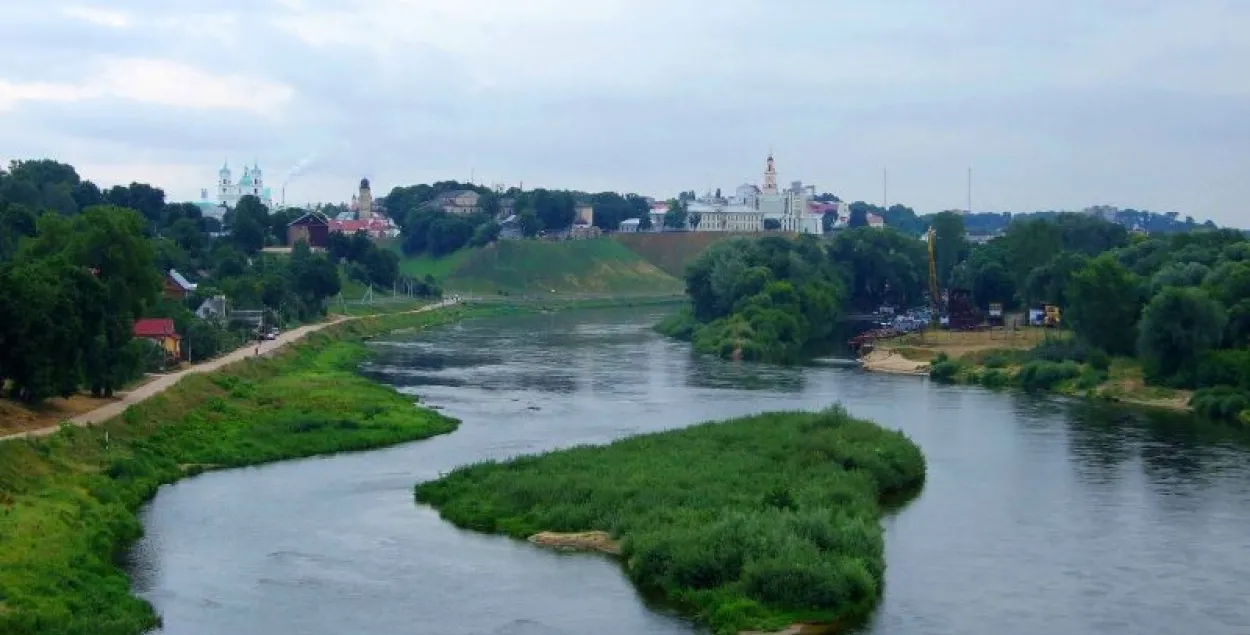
[398,239,683,296]
[0,305,503,635]
[416,407,926,635]
[611,232,751,278]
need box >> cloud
[60,4,132,28]
[1,0,1249,224]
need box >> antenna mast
[967,167,972,214]
[883,168,888,208]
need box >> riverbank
[415,407,926,635]
[0,303,506,635]
[854,328,1194,413]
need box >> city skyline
[1,2,1247,224]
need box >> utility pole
[967,167,972,215]
[882,168,888,209]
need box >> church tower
[762,153,779,195]
[218,161,232,200]
[251,161,263,197]
[358,177,373,219]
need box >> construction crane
[926,226,940,320]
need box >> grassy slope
[416,407,926,635]
[0,305,503,635]
[611,232,749,278]
[401,239,683,296]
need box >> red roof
[328,218,394,234]
[133,318,177,338]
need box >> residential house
[195,295,228,322]
[432,190,482,215]
[328,215,401,239]
[133,318,181,359]
[287,211,330,247]
[867,213,885,229]
[163,269,197,301]
[618,218,641,233]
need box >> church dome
[360,177,371,190]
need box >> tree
[470,221,501,246]
[930,211,966,287]
[664,201,688,230]
[362,247,400,288]
[1066,254,1143,356]
[821,212,835,234]
[763,219,782,231]
[518,209,541,237]
[847,207,868,229]
[1138,287,1227,384]
[228,195,271,254]
[638,212,653,231]
[688,212,702,230]
[1203,261,1250,347]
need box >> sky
[1,1,1248,224]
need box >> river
[128,306,1250,635]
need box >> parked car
[264,329,279,340]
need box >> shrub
[929,357,962,382]
[1016,360,1082,391]
[1190,387,1250,422]
[979,369,1009,388]
[1028,338,1095,364]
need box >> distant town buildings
[680,154,822,234]
[432,190,483,215]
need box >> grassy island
[416,407,926,635]
[0,305,501,635]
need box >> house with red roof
[327,215,400,239]
[133,318,181,359]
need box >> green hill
[400,239,683,296]
[612,232,755,278]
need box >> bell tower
[762,153,778,195]
[358,178,373,219]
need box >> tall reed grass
[416,406,926,634]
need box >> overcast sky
[1,1,1248,224]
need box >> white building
[694,154,820,234]
[212,161,274,209]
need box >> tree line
[384,182,656,257]
[0,159,411,403]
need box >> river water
[129,306,1250,635]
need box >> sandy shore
[527,531,621,555]
[858,349,930,376]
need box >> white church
[686,154,822,234]
[201,161,275,213]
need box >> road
[0,299,459,443]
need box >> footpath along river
[128,306,1250,635]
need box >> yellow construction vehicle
[1043,304,1062,328]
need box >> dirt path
[0,299,457,443]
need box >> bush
[1016,360,1082,391]
[929,353,962,382]
[979,369,1009,388]
[1190,386,1250,422]
[1028,338,1097,364]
